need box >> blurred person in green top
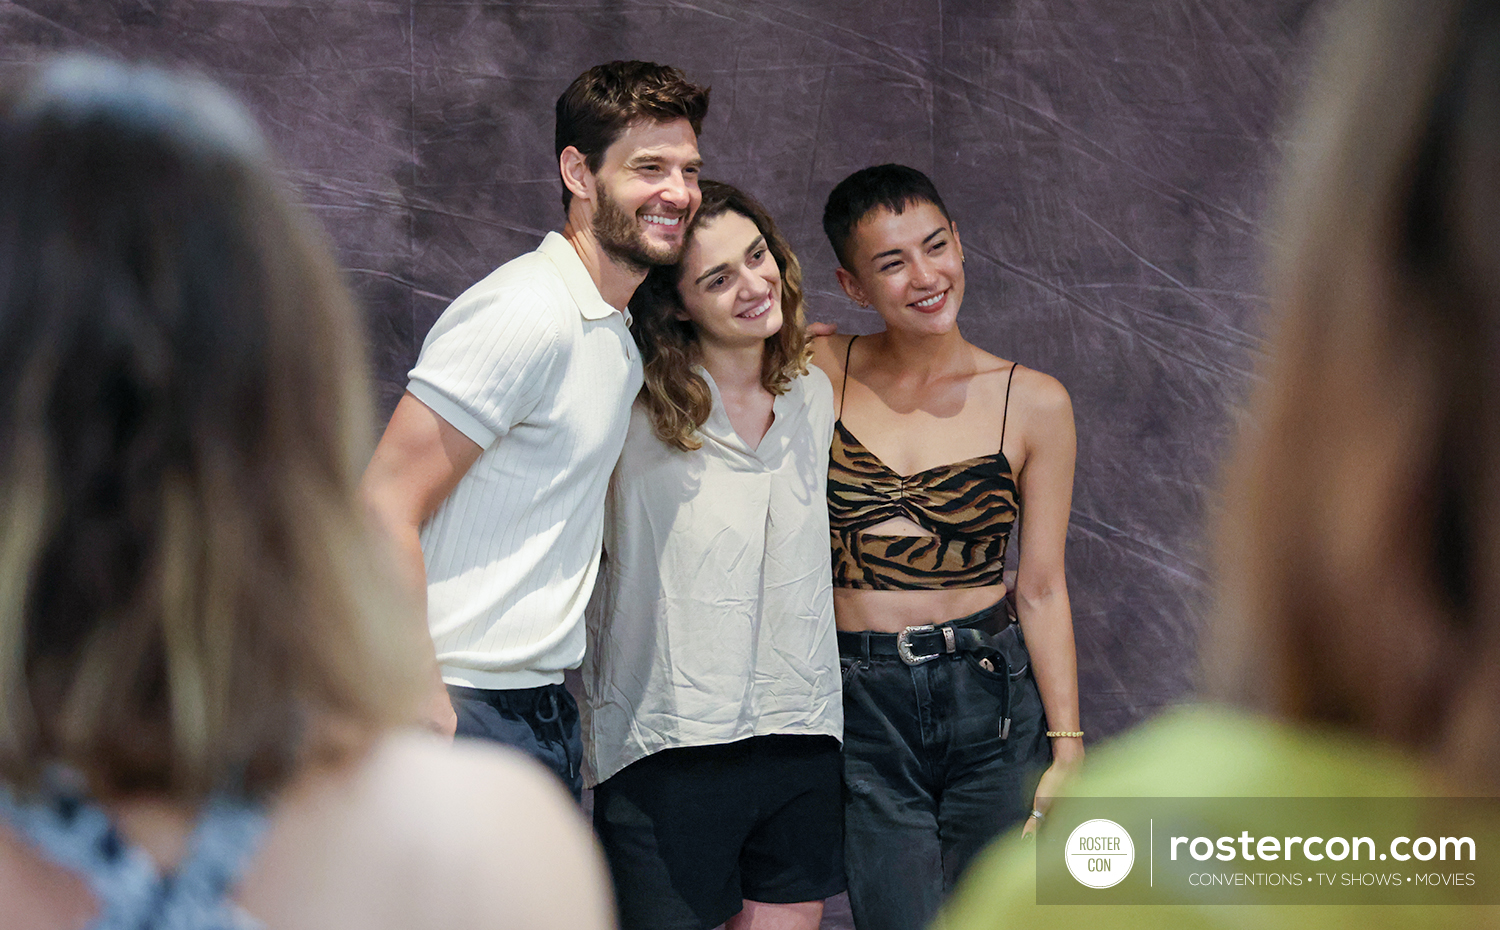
[943,0,1500,926]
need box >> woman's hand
[1022,739,1083,838]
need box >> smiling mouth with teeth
[642,214,683,228]
[911,290,947,309]
[738,296,773,320]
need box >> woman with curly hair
[583,180,844,930]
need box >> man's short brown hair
[554,60,710,211]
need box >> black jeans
[838,604,1050,930]
[448,682,583,800]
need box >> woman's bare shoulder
[809,332,855,376]
[252,733,613,930]
[819,332,858,352]
[0,818,94,930]
[1009,363,1072,416]
[961,346,1069,413]
[1004,365,1075,470]
[360,734,610,907]
[353,731,575,822]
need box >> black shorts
[592,734,845,930]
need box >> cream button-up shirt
[582,367,842,787]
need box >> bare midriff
[833,583,1009,633]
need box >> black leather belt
[836,605,1017,739]
[836,602,1010,665]
[838,623,1008,665]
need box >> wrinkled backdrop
[1,0,1322,742]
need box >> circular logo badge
[1065,818,1135,888]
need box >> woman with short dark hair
[814,163,1082,930]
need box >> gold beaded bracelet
[1046,730,1084,738]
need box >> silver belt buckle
[896,623,939,665]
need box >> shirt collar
[697,366,807,460]
[537,231,630,324]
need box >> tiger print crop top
[828,336,1020,590]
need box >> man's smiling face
[589,117,702,271]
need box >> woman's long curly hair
[629,181,811,451]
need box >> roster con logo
[1065,819,1136,889]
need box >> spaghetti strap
[999,363,1020,451]
[0,782,268,929]
[839,335,859,420]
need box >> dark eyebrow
[625,153,705,171]
[694,236,767,286]
[870,227,947,263]
[694,261,731,286]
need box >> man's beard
[593,185,683,272]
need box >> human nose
[909,254,937,289]
[737,268,771,300]
[659,169,691,210]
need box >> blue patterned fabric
[0,778,268,929]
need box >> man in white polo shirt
[362,61,709,797]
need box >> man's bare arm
[361,391,485,737]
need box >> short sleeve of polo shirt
[406,278,561,449]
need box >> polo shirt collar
[537,231,629,323]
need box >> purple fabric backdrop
[0,3,1320,919]
[0,0,1318,744]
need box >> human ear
[951,221,964,264]
[835,266,868,307]
[670,289,694,322]
[559,146,594,202]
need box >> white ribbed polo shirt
[407,232,643,690]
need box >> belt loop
[860,631,872,666]
[535,686,561,724]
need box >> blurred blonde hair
[1209,0,1500,784]
[0,57,423,800]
